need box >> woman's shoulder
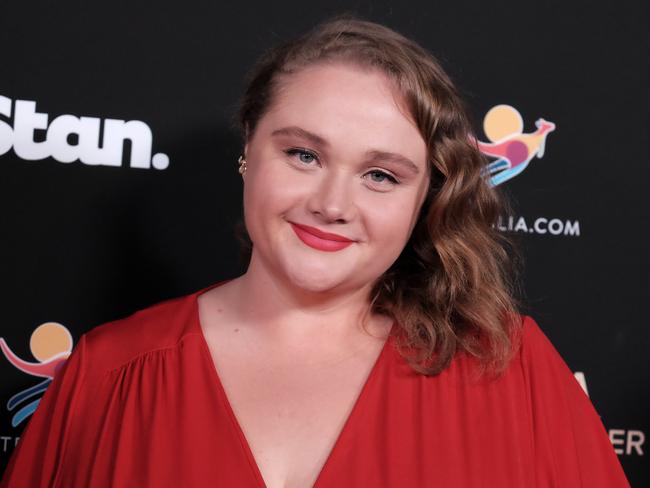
[518,314,552,345]
[445,314,561,381]
[79,288,202,374]
[502,313,577,384]
[507,316,630,485]
[515,314,570,371]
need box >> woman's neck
[226,254,386,345]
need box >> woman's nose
[307,170,357,223]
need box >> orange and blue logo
[1,322,73,427]
[478,105,556,186]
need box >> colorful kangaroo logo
[1,322,73,427]
[478,105,556,186]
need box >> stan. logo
[0,94,169,169]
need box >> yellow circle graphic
[483,105,524,142]
[30,322,73,362]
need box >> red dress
[2,282,629,487]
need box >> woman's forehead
[273,62,405,112]
[259,63,426,160]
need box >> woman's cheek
[369,198,418,244]
[248,163,314,214]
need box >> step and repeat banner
[1,1,648,484]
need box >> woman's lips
[289,222,355,252]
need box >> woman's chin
[283,266,353,294]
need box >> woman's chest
[204,334,391,487]
[58,348,537,487]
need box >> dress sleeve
[1,333,87,488]
[520,316,629,487]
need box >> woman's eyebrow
[271,126,329,148]
[366,150,420,175]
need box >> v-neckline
[191,281,395,488]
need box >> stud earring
[238,155,247,175]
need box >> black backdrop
[1,1,648,484]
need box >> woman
[2,16,628,488]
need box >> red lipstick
[289,222,355,252]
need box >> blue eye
[285,148,318,165]
[299,152,315,164]
[367,170,398,184]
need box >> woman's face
[242,62,429,295]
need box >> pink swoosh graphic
[0,338,69,378]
